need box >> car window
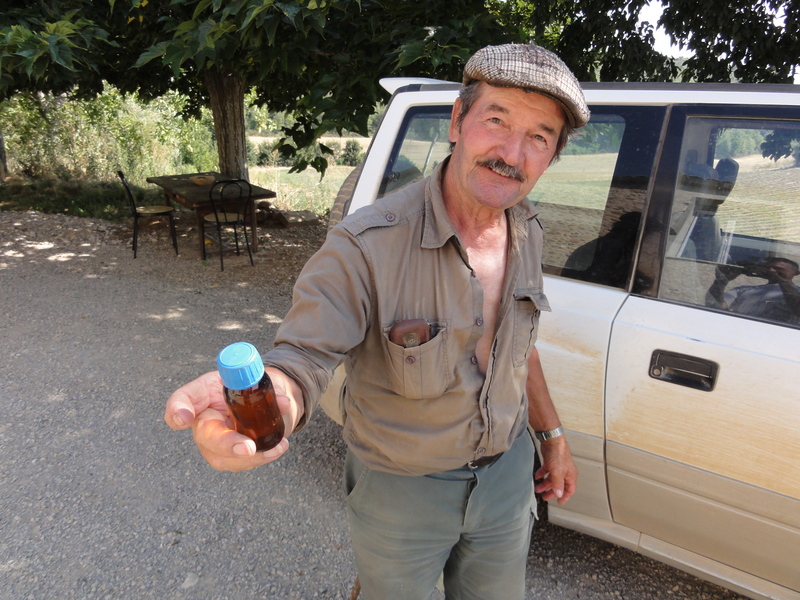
[660,117,800,327]
[377,105,452,199]
[537,106,666,288]
[377,104,666,290]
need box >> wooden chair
[203,179,254,271]
[117,170,178,258]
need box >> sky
[638,1,687,58]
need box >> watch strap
[534,425,564,441]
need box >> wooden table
[146,172,276,258]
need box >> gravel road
[0,209,749,600]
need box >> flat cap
[463,44,590,128]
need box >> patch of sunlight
[145,309,186,320]
[262,314,283,324]
[46,391,66,403]
[24,241,55,250]
[217,321,244,330]
[48,252,77,262]
[2,250,24,258]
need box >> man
[708,257,800,325]
[165,44,588,599]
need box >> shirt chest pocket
[382,321,449,399]
[512,289,549,367]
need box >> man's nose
[496,131,527,167]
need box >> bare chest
[466,244,508,372]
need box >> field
[249,164,355,218]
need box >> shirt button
[476,317,483,326]
[385,212,396,222]
[405,356,416,364]
[470,356,478,365]
[476,447,486,456]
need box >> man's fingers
[193,408,289,471]
[164,371,222,430]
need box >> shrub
[339,139,364,167]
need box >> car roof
[380,77,800,106]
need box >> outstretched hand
[164,369,302,472]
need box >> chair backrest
[117,170,138,216]
[208,179,253,224]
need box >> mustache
[477,158,525,182]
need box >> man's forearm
[526,346,562,432]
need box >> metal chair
[203,179,254,271]
[117,170,178,258]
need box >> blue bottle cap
[217,342,264,391]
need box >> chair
[203,179,254,271]
[117,170,178,258]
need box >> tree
[491,0,799,83]
[660,0,800,83]
[2,1,799,180]
[1,0,506,178]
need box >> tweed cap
[463,44,590,128]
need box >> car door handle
[649,350,719,391]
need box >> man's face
[766,260,800,282]
[446,83,565,213]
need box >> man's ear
[449,98,462,145]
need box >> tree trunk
[0,127,7,181]
[203,66,248,180]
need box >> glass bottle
[217,342,285,452]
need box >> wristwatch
[534,426,564,441]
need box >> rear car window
[660,116,800,328]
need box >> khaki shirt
[264,160,550,475]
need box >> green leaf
[134,41,168,68]
[193,0,213,21]
[175,20,199,35]
[242,4,268,29]
[47,37,75,71]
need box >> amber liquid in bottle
[224,373,285,452]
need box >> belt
[466,452,504,470]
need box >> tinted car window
[539,106,666,288]
[660,117,800,327]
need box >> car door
[606,105,800,598]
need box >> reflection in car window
[661,117,800,327]
[537,106,665,288]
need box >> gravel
[0,209,748,600]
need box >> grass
[0,177,139,222]
[0,164,354,223]
[249,165,354,219]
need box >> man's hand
[534,436,578,505]
[164,368,304,472]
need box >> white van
[323,79,800,600]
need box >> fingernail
[173,409,192,428]
[233,442,254,456]
[556,489,563,498]
[261,439,288,457]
